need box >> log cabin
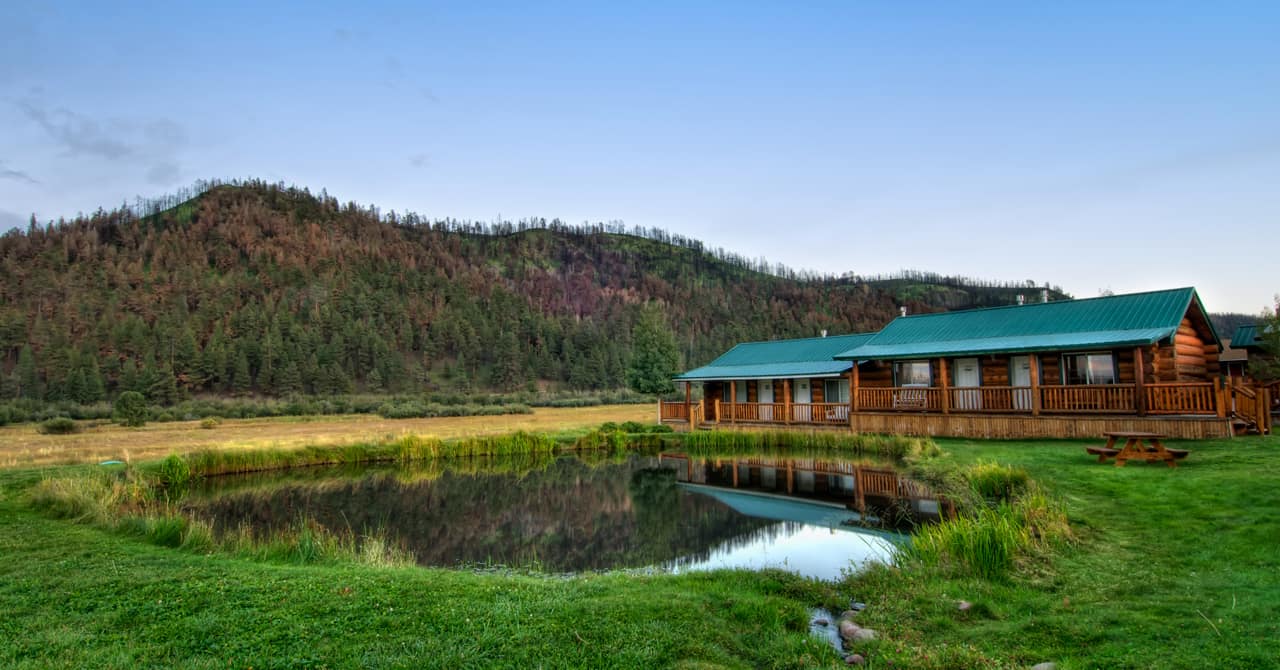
[667,332,876,428]
[662,287,1272,438]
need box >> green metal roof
[1231,324,1262,349]
[675,333,874,381]
[835,287,1217,361]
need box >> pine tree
[16,345,39,399]
[626,304,680,395]
[277,360,303,396]
[84,358,106,403]
[489,331,523,391]
[231,350,252,395]
[148,364,179,405]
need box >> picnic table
[1086,431,1189,468]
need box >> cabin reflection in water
[658,453,949,528]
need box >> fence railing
[680,382,1233,425]
[1143,382,1217,415]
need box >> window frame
[1060,351,1118,385]
[893,360,933,387]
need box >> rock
[813,618,830,627]
[957,600,972,612]
[1030,664,1056,670]
[849,628,877,642]
[850,601,867,611]
[844,653,865,665]
[838,620,860,640]
[841,610,858,619]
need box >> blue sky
[2,1,1277,314]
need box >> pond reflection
[189,451,941,580]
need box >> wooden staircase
[1229,382,1273,436]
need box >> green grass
[3,433,1278,668]
[840,435,1280,669]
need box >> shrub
[37,417,81,435]
[199,417,220,429]
[965,462,1030,502]
[114,391,149,427]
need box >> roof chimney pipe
[820,329,828,338]
[1041,289,1050,303]
[899,306,908,317]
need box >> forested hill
[0,181,1049,402]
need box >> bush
[965,462,1030,502]
[114,391,149,427]
[37,417,81,435]
[199,417,220,429]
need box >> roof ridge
[895,287,1195,319]
[731,331,877,345]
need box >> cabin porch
[660,380,1269,439]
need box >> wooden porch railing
[948,386,1031,412]
[687,382,1231,427]
[1143,382,1216,415]
[1038,385,1136,413]
[719,402,849,425]
[1230,382,1272,434]
[659,400,689,421]
[856,387,944,412]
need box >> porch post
[849,365,858,430]
[1214,376,1226,418]
[685,382,693,428]
[783,378,791,425]
[730,381,737,426]
[1134,346,1147,416]
[938,358,950,414]
[1029,355,1041,416]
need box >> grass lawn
[844,435,1280,669]
[0,428,1275,668]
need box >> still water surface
[189,452,930,580]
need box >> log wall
[849,413,1233,440]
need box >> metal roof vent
[899,306,908,317]
[1016,294,1025,305]
[820,329,828,338]
[1041,289,1050,303]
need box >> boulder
[1030,664,1056,670]
[838,620,860,640]
[844,653,865,665]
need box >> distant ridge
[0,179,1065,400]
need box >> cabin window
[734,382,748,402]
[824,379,849,403]
[893,361,932,387]
[1062,352,1117,385]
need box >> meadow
[0,410,1275,668]
[0,404,653,468]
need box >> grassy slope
[1,434,1277,668]
[0,477,839,669]
[847,435,1279,669]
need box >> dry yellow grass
[0,404,655,468]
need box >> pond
[187,451,943,581]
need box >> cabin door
[792,379,811,422]
[759,380,774,421]
[1010,356,1033,410]
[953,358,981,410]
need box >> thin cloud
[0,162,39,185]
[409,153,428,168]
[14,97,189,186]
[17,99,134,159]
